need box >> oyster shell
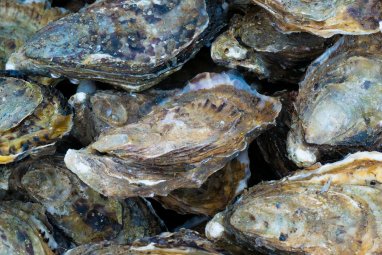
[64,72,281,197]
[0,77,72,164]
[252,0,382,37]
[206,151,382,254]
[7,0,224,91]
[64,229,227,255]
[287,35,382,167]
[156,149,250,216]
[9,156,163,245]
[0,0,67,69]
[211,7,330,83]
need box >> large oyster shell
[0,77,72,164]
[287,35,382,167]
[252,0,382,37]
[206,151,382,254]
[211,7,330,83]
[64,72,281,197]
[7,0,224,91]
[64,229,227,255]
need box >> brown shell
[64,72,281,198]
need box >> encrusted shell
[287,35,382,167]
[0,77,72,164]
[7,0,224,91]
[252,0,382,37]
[206,151,382,254]
[64,72,281,197]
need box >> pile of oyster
[1,0,382,254]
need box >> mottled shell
[0,0,67,69]
[252,0,382,37]
[206,151,382,255]
[156,150,250,216]
[64,72,281,197]
[7,0,224,91]
[0,77,72,164]
[9,156,163,245]
[287,35,382,167]
[64,229,227,255]
[211,7,330,83]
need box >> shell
[64,72,281,198]
[287,35,382,167]
[8,156,163,245]
[155,149,250,216]
[206,151,382,254]
[252,0,382,37]
[0,0,67,69]
[7,0,224,92]
[211,6,331,83]
[0,77,72,164]
[64,229,227,255]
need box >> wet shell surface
[0,77,72,164]
[64,229,227,255]
[287,35,382,167]
[7,0,224,91]
[64,72,281,197]
[252,0,382,37]
[206,151,382,254]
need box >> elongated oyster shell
[0,0,67,69]
[9,156,163,245]
[206,151,382,254]
[7,0,224,91]
[156,150,250,216]
[211,7,330,83]
[0,77,72,164]
[64,72,281,197]
[64,229,227,255]
[287,35,382,167]
[252,0,382,37]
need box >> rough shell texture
[7,0,224,91]
[64,229,227,255]
[206,151,382,254]
[8,156,163,245]
[64,72,281,198]
[287,35,382,167]
[0,0,67,69]
[252,0,382,37]
[155,149,250,216]
[211,7,330,83]
[0,77,72,164]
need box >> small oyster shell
[7,0,224,91]
[64,229,227,255]
[287,35,382,167]
[156,149,250,216]
[0,0,67,69]
[206,151,382,254]
[9,156,163,245]
[211,7,330,83]
[252,0,382,37]
[0,77,72,164]
[64,72,281,197]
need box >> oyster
[156,150,250,216]
[7,0,224,91]
[252,0,382,37]
[211,7,330,83]
[206,151,382,254]
[64,229,227,255]
[64,72,281,198]
[0,77,72,164]
[9,156,163,245]
[0,0,67,69]
[287,35,382,167]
